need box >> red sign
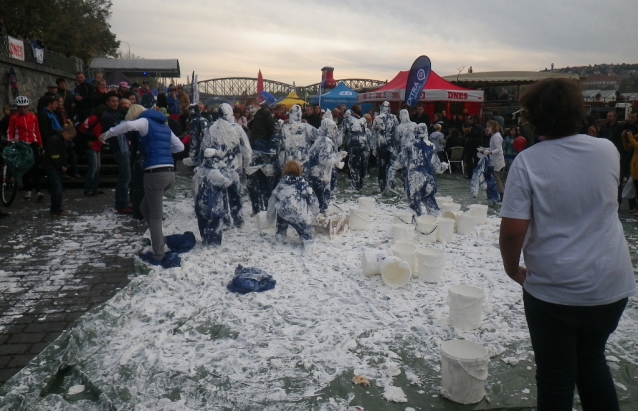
[8,36,25,61]
[447,91,468,100]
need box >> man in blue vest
[101,105,184,267]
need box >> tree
[0,0,119,62]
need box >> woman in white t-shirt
[499,78,635,411]
[484,120,505,198]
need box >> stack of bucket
[349,197,375,231]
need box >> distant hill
[549,63,638,93]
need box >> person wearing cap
[100,105,184,263]
[116,81,130,98]
[139,80,155,109]
[166,86,180,119]
[36,83,59,113]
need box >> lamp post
[119,40,130,59]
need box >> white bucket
[467,204,488,225]
[437,218,455,243]
[448,285,485,330]
[380,256,411,288]
[436,196,453,204]
[362,248,391,277]
[393,211,413,225]
[441,211,463,230]
[440,339,489,404]
[257,211,274,230]
[358,197,375,212]
[440,202,461,214]
[390,242,417,275]
[457,213,478,235]
[392,223,415,242]
[416,248,445,282]
[415,215,437,244]
[349,208,369,231]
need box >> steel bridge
[197,77,387,100]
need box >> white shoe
[23,191,31,200]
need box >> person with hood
[305,118,348,213]
[267,160,320,255]
[247,100,276,152]
[282,104,317,164]
[183,104,210,168]
[321,109,342,192]
[395,109,415,151]
[344,113,369,192]
[372,101,399,192]
[387,123,448,216]
[100,105,184,266]
[193,103,252,245]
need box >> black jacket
[410,112,431,126]
[248,108,275,143]
[101,108,123,152]
[302,113,321,129]
[42,132,67,171]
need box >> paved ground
[0,169,636,388]
[0,185,146,384]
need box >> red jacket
[79,116,103,152]
[8,112,42,147]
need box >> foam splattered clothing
[470,154,500,205]
[395,109,416,151]
[305,119,344,213]
[267,175,319,247]
[282,105,318,164]
[388,132,447,216]
[323,110,342,192]
[372,102,399,191]
[194,104,252,245]
[187,111,210,165]
[345,114,369,191]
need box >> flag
[257,70,264,102]
[193,74,199,104]
[404,56,431,107]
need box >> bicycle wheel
[1,165,17,207]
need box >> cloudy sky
[109,0,637,86]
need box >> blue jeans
[276,216,313,246]
[523,290,627,411]
[114,151,131,210]
[47,169,63,212]
[84,149,100,193]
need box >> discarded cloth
[164,231,196,254]
[138,251,181,269]
[227,265,276,294]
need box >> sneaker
[36,192,44,201]
[23,191,31,200]
[117,207,133,214]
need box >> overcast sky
[109,0,638,86]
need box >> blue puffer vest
[139,110,174,169]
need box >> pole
[119,40,131,59]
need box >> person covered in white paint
[395,109,416,151]
[323,109,342,192]
[282,104,318,164]
[344,113,369,192]
[267,160,320,255]
[387,123,448,216]
[193,103,252,245]
[372,101,399,192]
[305,118,348,213]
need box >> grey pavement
[0,186,146,385]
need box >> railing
[0,32,82,74]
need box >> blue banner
[404,55,431,106]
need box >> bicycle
[1,139,32,207]
[1,161,18,207]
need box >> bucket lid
[440,339,488,360]
[449,285,485,298]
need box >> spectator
[582,115,599,137]
[599,111,628,205]
[499,78,635,411]
[350,104,362,119]
[56,78,74,119]
[463,115,484,179]
[124,92,138,105]
[273,104,288,122]
[91,80,109,108]
[302,105,321,128]
[484,120,505,199]
[410,103,430,126]
[79,110,104,196]
[492,109,505,131]
[248,101,276,149]
[429,123,446,162]
[139,80,155,109]
[130,83,142,104]
[102,92,131,214]
[9,96,43,200]
[177,86,190,130]
[156,86,167,109]
[166,86,180,120]
[38,95,62,146]
[74,72,95,123]
[233,106,248,132]
[92,72,104,86]
[621,110,638,212]
[36,83,59,113]
[116,81,130,98]
[503,126,519,170]
[42,124,77,216]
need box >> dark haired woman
[499,78,635,411]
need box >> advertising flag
[404,55,431,107]
[257,70,264,102]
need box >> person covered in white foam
[282,104,318,164]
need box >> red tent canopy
[357,70,484,118]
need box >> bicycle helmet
[9,100,17,111]
[14,96,29,107]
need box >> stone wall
[0,55,75,111]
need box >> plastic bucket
[393,211,414,225]
[457,213,477,235]
[358,197,375,212]
[441,211,462,230]
[380,256,411,288]
[416,248,445,282]
[415,216,437,244]
[257,211,274,230]
[392,223,415,242]
[437,217,455,243]
[440,339,489,404]
[448,285,485,330]
[436,196,453,204]
[390,242,417,274]
[362,248,391,277]
[467,204,488,225]
[349,208,369,231]
[440,202,461,214]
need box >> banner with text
[8,36,25,61]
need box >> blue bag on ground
[227,265,276,294]
[164,231,196,254]
[2,142,35,180]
